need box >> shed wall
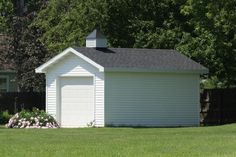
[105,72,200,126]
[46,53,104,127]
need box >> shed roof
[35,47,208,74]
[73,47,208,73]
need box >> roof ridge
[73,46,176,51]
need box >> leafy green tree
[30,0,236,88]
[33,0,109,53]
[0,0,49,91]
[128,0,186,49]
[179,0,236,87]
[11,0,49,91]
[0,0,14,84]
[33,0,186,50]
[0,0,13,33]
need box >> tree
[0,0,49,91]
[30,0,236,88]
[0,0,14,70]
[12,0,49,91]
[179,0,236,87]
[33,0,186,49]
[0,0,13,33]
[33,0,109,53]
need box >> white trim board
[35,47,104,73]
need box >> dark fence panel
[201,88,236,125]
[1,90,236,125]
[0,92,45,114]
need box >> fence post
[219,89,223,124]
[21,103,25,111]
[14,97,18,113]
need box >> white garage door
[60,77,94,127]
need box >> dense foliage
[179,0,236,87]
[1,0,236,89]
[0,0,49,91]
[0,110,12,124]
[0,0,13,33]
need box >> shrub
[0,110,12,124]
[6,108,59,128]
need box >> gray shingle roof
[86,29,106,39]
[73,47,208,72]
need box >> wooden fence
[200,88,236,125]
[0,92,45,114]
[0,89,236,125]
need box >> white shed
[36,29,208,127]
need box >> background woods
[0,0,236,91]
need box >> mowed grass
[1,124,236,157]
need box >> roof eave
[104,67,209,74]
[35,68,45,73]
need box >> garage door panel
[62,87,93,91]
[61,105,93,110]
[61,92,93,96]
[61,78,93,86]
[61,98,93,102]
[60,77,94,127]
[61,105,94,111]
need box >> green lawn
[0,124,236,157]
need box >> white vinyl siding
[105,72,200,127]
[45,53,104,127]
[94,73,105,127]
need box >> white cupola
[86,29,107,48]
